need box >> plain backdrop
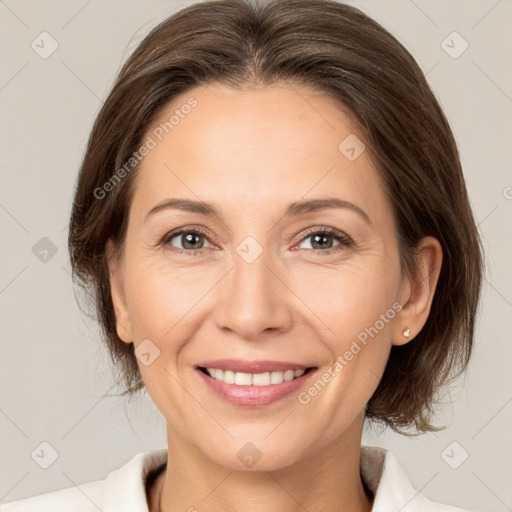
[0,0,511,510]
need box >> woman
[1,0,484,510]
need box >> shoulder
[360,445,479,512]
[0,448,168,512]
[0,479,104,512]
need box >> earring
[402,327,411,338]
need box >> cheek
[294,254,399,335]
[124,256,207,339]
[295,258,399,391]
[123,258,204,410]
[297,269,397,420]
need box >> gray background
[0,0,511,509]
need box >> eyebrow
[144,197,372,226]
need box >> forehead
[130,82,388,225]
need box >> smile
[199,367,315,386]
[194,361,318,407]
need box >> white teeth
[270,371,284,384]
[204,367,308,386]
[234,372,252,385]
[252,372,271,386]
[223,370,235,384]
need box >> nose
[213,247,294,341]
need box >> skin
[107,81,443,512]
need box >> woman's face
[109,82,413,469]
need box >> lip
[196,359,312,373]
[194,364,318,407]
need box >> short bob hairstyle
[68,0,484,434]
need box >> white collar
[100,444,468,511]
[1,444,470,511]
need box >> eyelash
[160,226,352,256]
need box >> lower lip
[195,367,317,407]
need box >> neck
[149,413,373,512]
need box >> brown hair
[68,0,484,434]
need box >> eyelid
[160,226,214,248]
[295,226,352,244]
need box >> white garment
[0,445,475,511]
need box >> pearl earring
[402,327,410,338]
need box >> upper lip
[196,359,315,373]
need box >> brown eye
[162,229,213,253]
[297,228,352,253]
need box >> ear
[105,239,133,344]
[393,236,443,346]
